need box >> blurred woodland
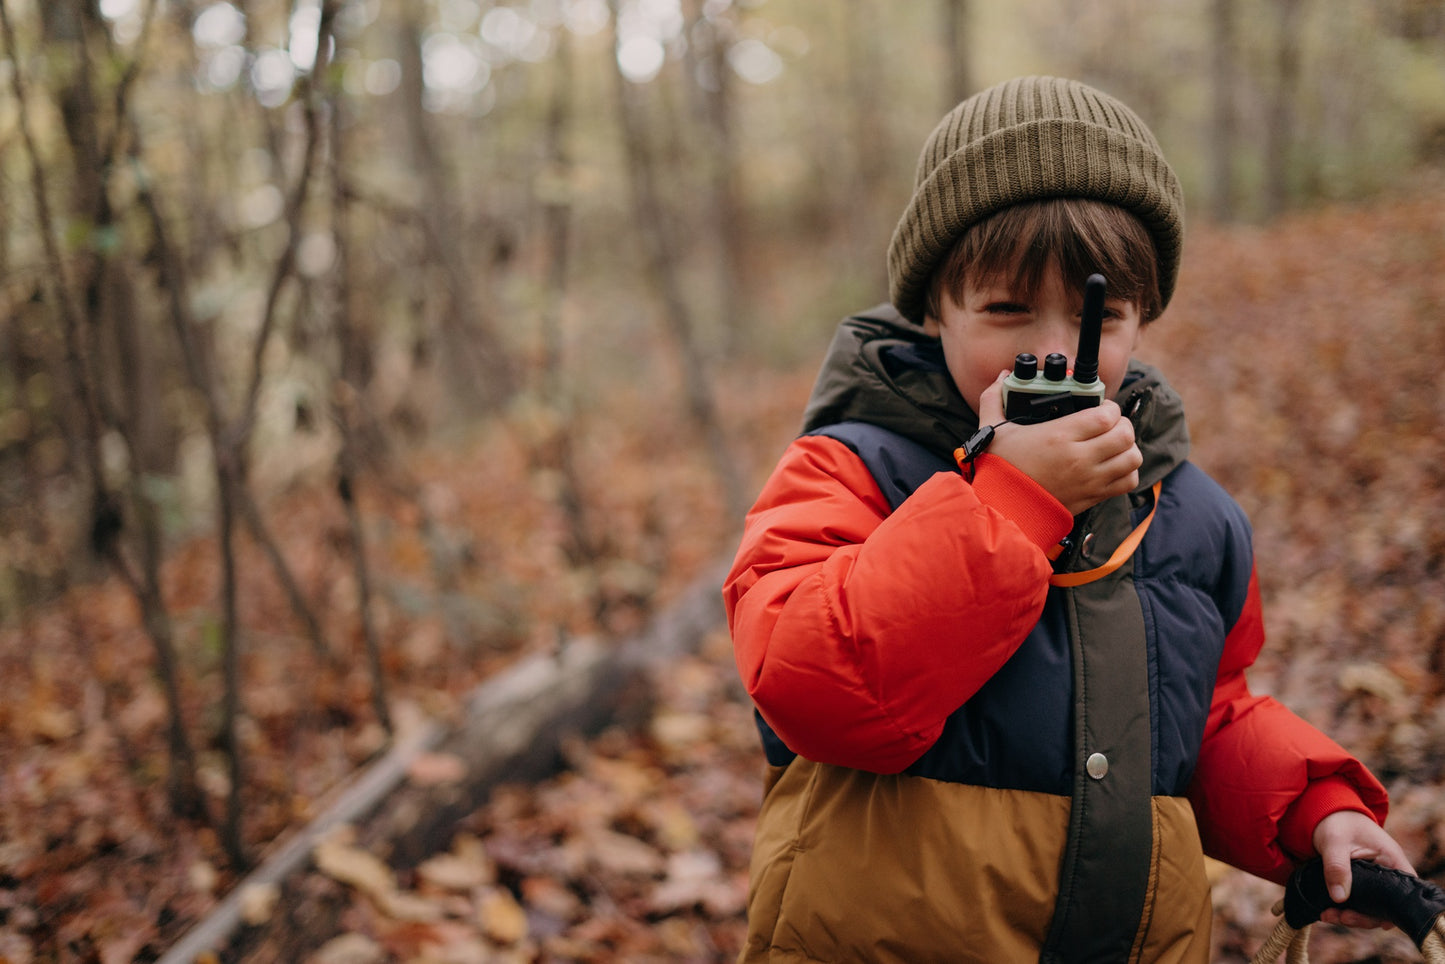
[2,0,1445,961]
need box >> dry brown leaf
[31,704,79,742]
[239,882,280,926]
[519,874,582,921]
[313,830,396,903]
[308,933,385,964]
[640,797,700,852]
[575,828,666,877]
[584,756,659,802]
[417,840,493,892]
[647,849,746,916]
[477,887,528,945]
[99,930,152,964]
[187,859,219,895]
[1339,663,1407,704]
[407,752,468,788]
[377,889,444,923]
[650,710,711,751]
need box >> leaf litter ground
[5,187,1445,963]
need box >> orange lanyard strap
[1049,480,1162,588]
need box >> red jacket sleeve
[1187,569,1389,884]
[723,435,1073,773]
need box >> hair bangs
[926,199,1163,322]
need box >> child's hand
[1312,809,1416,929]
[978,372,1142,516]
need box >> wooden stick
[155,559,729,962]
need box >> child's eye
[1081,305,1128,324]
[986,302,1028,314]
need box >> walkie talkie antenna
[1073,274,1105,385]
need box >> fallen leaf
[519,874,582,921]
[308,933,385,964]
[417,845,493,892]
[477,887,528,945]
[641,797,700,852]
[407,752,467,787]
[31,705,79,742]
[314,830,396,904]
[188,859,219,895]
[239,881,280,925]
[650,711,711,750]
[575,828,666,877]
[1339,663,1407,704]
[378,889,444,922]
[648,849,734,914]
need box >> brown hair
[924,198,1163,323]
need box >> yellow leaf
[188,860,219,895]
[1338,663,1407,703]
[32,705,79,742]
[239,882,280,926]
[417,835,493,891]
[313,830,396,903]
[477,888,528,945]
[650,711,711,751]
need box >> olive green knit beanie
[887,75,1185,323]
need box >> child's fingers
[1054,399,1128,443]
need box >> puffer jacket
[723,305,1389,964]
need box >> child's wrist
[965,454,1073,551]
[1278,775,1376,859]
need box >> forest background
[3,0,1445,961]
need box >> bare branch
[234,0,341,449]
[0,0,112,542]
[606,0,749,522]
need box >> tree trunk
[1,0,208,821]
[942,0,974,108]
[396,0,516,415]
[1264,0,1306,219]
[216,460,250,869]
[1208,0,1238,222]
[682,0,749,358]
[530,24,602,575]
[842,0,890,263]
[606,0,748,524]
[337,462,394,735]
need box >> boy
[722,76,1412,963]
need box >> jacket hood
[800,303,1189,490]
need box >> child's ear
[922,315,940,337]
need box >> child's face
[924,262,1144,415]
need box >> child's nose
[1034,324,1077,362]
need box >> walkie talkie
[1001,273,1108,424]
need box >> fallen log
[155,558,731,964]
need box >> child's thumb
[976,371,1009,425]
[1322,852,1353,905]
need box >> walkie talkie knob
[1043,353,1068,381]
[1012,353,1038,380]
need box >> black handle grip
[1283,858,1445,948]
